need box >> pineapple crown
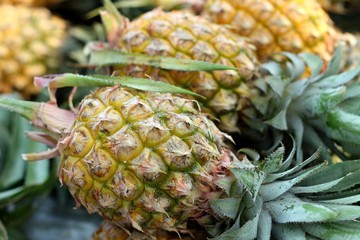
[208,141,360,239]
[243,45,360,162]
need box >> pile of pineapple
[1,0,360,239]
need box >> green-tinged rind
[58,86,239,234]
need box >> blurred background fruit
[318,0,360,15]
[0,4,66,99]
[1,0,60,7]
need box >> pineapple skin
[203,0,337,61]
[115,9,258,132]
[92,221,202,240]
[59,86,235,232]
[92,221,130,240]
[0,4,66,98]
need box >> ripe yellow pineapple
[202,0,337,61]
[112,9,258,132]
[58,86,237,233]
[0,4,66,98]
[2,75,240,234]
[131,0,338,61]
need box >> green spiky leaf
[320,203,360,221]
[35,74,202,98]
[210,198,242,220]
[299,52,323,78]
[265,110,288,130]
[302,221,360,240]
[290,177,345,194]
[298,160,360,188]
[265,193,337,223]
[231,168,265,202]
[307,189,360,204]
[266,76,286,96]
[215,177,237,196]
[89,50,237,71]
[213,210,260,240]
[326,109,360,143]
[272,223,306,240]
[258,146,285,174]
[287,113,304,162]
[315,66,360,88]
[260,162,325,201]
[265,148,320,183]
[322,45,344,78]
[299,87,346,117]
[257,210,272,240]
[282,52,306,80]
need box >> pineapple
[202,0,337,61]
[0,4,66,98]
[93,3,360,162]
[318,0,360,14]
[0,78,241,234]
[110,9,258,132]
[118,0,339,61]
[59,86,237,232]
[1,73,360,239]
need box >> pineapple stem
[0,98,39,121]
[0,98,75,137]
